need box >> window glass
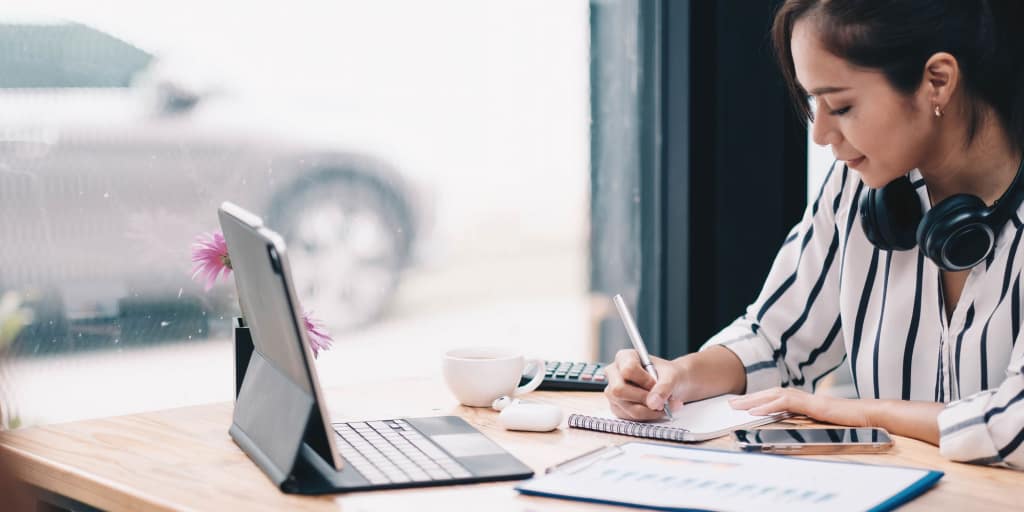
[807,130,835,203]
[0,1,646,427]
[0,22,151,88]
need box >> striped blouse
[703,161,1024,469]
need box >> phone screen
[735,428,892,445]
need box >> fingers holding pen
[605,350,686,418]
[645,356,683,411]
[605,351,668,421]
[610,400,667,422]
[613,349,657,389]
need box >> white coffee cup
[442,347,546,407]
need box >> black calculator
[520,361,608,391]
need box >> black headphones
[859,157,1024,271]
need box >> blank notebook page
[654,394,778,434]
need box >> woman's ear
[921,52,960,110]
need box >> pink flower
[191,231,232,291]
[190,229,333,357]
[302,310,333,358]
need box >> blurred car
[0,19,433,354]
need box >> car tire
[269,173,412,332]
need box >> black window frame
[593,0,808,360]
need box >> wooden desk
[1,376,1021,511]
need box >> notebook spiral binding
[567,414,689,442]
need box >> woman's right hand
[603,349,689,421]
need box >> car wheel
[269,174,411,332]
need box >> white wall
[807,128,836,204]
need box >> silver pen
[612,294,673,420]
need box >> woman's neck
[918,108,1021,206]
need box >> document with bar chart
[516,442,943,512]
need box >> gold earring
[934,105,943,118]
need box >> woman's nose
[811,115,840,147]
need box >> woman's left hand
[728,387,874,427]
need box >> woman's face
[791,20,938,188]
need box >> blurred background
[0,0,841,428]
[0,0,600,426]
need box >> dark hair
[772,0,1024,152]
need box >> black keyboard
[333,420,472,485]
[521,360,608,391]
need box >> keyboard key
[406,468,432,482]
[383,472,411,483]
[365,474,390,485]
[439,461,467,473]
[401,435,453,462]
[445,466,472,479]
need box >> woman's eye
[829,106,852,116]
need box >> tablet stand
[230,317,354,494]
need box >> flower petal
[190,231,232,290]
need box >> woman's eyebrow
[805,86,850,96]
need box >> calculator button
[593,375,606,382]
[580,374,592,380]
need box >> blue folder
[516,442,944,512]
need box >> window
[0,22,151,88]
[0,1,647,427]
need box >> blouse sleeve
[700,160,851,394]
[937,339,1024,469]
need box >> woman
[604,0,1024,469]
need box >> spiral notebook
[568,394,789,442]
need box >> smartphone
[733,428,894,454]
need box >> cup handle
[514,358,546,396]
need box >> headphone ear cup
[859,187,888,248]
[917,194,992,271]
[859,176,922,251]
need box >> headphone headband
[986,156,1024,225]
